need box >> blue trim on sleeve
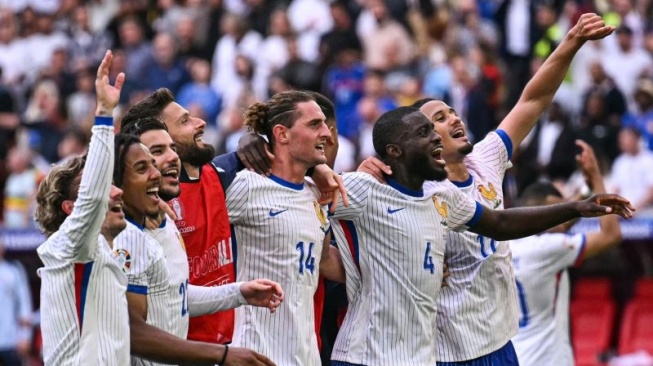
[495,129,513,160]
[94,116,113,126]
[450,175,474,188]
[466,201,484,227]
[387,178,423,197]
[269,174,304,190]
[127,284,148,294]
[573,234,587,267]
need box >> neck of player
[445,161,470,183]
[124,206,146,230]
[269,156,309,184]
[183,161,201,179]
[390,163,426,192]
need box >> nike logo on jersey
[387,207,406,214]
[269,209,288,217]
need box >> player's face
[139,129,181,201]
[160,102,215,167]
[401,113,447,181]
[102,185,127,238]
[325,118,339,169]
[286,101,331,168]
[419,100,473,163]
[121,144,162,221]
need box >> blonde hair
[34,156,85,237]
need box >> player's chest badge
[477,182,502,208]
[112,249,132,273]
[432,196,448,226]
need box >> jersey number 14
[296,242,316,275]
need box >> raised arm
[499,14,614,147]
[575,140,622,259]
[60,50,123,259]
[470,193,634,241]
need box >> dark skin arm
[469,194,634,241]
[127,293,276,366]
[237,132,273,175]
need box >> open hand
[95,50,124,116]
[240,279,284,313]
[312,164,349,213]
[237,132,273,175]
[357,156,392,183]
[580,194,635,218]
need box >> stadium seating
[633,279,653,301]
[573,278,613,301]
[571,300,616,366]
[618,299,653,355]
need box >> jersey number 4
[296,242,316,275]
[424,242,435,274]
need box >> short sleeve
[114,228,151,295]
[431,182,482,232]
[543,233,587,271]
[469,130,512,173]
[328,172,372,220]
[225,172,250,224]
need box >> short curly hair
[34,155,86,237]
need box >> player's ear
[272,124,289,144]
[386,144,402,158]
[61,200,74,215]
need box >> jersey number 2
[296,242,316,275]
[179,279,189,317]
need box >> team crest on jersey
[170,198,184,220]
[112,249,132,273]
[478,182,502,208]
[313,201,329,233]
[432,196,448,226]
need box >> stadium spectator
[0,237,33,366]
[609,126,653,215]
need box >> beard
[177,140,215,167]
[158,185,180,201]
[459,142,474,156]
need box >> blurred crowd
[2,0,653,230]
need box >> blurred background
[0,0,653,365]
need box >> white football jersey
[330,172,481,366]
[226,171,328,366]
[510,233,586,366]
[424,130,520,361]
[113,221,177,366]
[145,214,190,339]
[37,122,130,366]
